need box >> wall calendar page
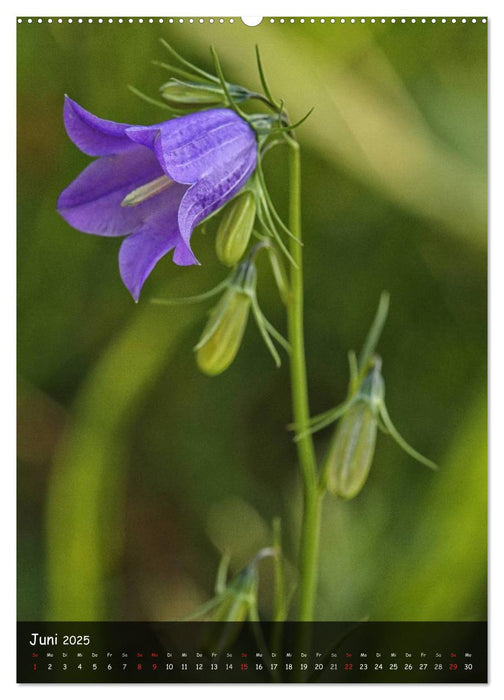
[17,13,487,685]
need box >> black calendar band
[17,620,487,683]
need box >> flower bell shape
[57,97,257,300]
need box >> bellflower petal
[57,146,178,236]
[126,108,257,185]
[59,98,258,298]
[119,186,197,301]
[178,146,257,247]
[126,108,237,152]
[63,96,139,156]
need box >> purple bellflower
[57,97,258,300]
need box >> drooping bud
[325,363,384,499]
[202,551,273,653]
[160,79,250,109]
[215,191,256,267]
[195,264,255,376]
[211,565,258,623]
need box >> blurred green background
[17,18,486,622]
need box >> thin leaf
[248,599,261,623]
[376,414,389,434]
[193,292,234,352]
[272,107,315,134]
[152,60,204,84]
[294,399,355,441]
[256,162,302,244]
[251,297,281,368]
[357,291,390,376]
[255,45,281,110]
[151,280,228,306]
[222,591,250,622]
[127,85,178,113]
[262,316,291,354]
[160,39,219,84]
[289,398,353,430]
[180,593,226,621]
[210,46,248,119]
[256,205,298,268]
[215,551,231,595]
[267,245,291,304]
[348,350,359,390]
[379,402,438,470]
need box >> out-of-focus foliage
[17,19,486,622]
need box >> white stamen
[121,175,174,207]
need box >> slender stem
[272,517,286,622]
[286,137,322,621]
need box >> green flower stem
[272,517,287,622]
[286,136,322,621]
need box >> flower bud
[212,565,258,623]
[325,366,384,499]
[203,564,259,653]
[196,288,251,376]
[160,79,250,108]
[325,402,377,499]
[215,191,256,267]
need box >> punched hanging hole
[241,16,263,26]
